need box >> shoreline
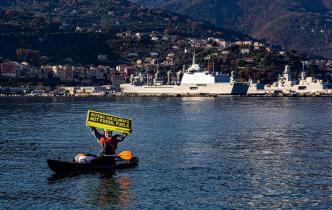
[1,93,332,98]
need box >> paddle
[115,150,132,160]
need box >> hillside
[0,0,246,64]
[132,0,332,59]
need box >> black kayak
[47,157,139,174]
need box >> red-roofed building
[0,62,19,77]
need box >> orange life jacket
[99,136,113,143]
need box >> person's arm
[114,133,128,142]
[89,127,102,140]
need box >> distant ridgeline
[131,0,332,59]
[0,0,245,65]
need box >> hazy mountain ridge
[0,0,247,64]
[131,0,332,58]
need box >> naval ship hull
[120,83,248,96]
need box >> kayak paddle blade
[117,150,132,160]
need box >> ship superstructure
[120,54,248,96]
[265,65,326,95]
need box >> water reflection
[89,173,131,208]
[47,172,131,208]
[180,96,216,102]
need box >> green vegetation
[136,0,332,59]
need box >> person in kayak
[89,127,127,159]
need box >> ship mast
[301,61,306,80]
[145,66,148,86]
[193,51,196,65]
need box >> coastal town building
[0,62,20,78]
[221,50,230,55]
[163,53,175,66]
[51,65,74,82]
[243,41,253,46]
[241,49,250,54]
[61,86,107,96]
[111,73,127,86]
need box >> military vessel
[120,54,248,96]
[265,65,326,96]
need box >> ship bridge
[181,53,230,84]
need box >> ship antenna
[157,59,159,71]
[193,51,196,65]
[146,65,148,86]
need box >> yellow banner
[86,110,132,134]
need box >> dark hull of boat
[47,157,139,174]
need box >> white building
[61,86,107,96]
[241,48,250,54]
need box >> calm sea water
[0,97,331,209]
